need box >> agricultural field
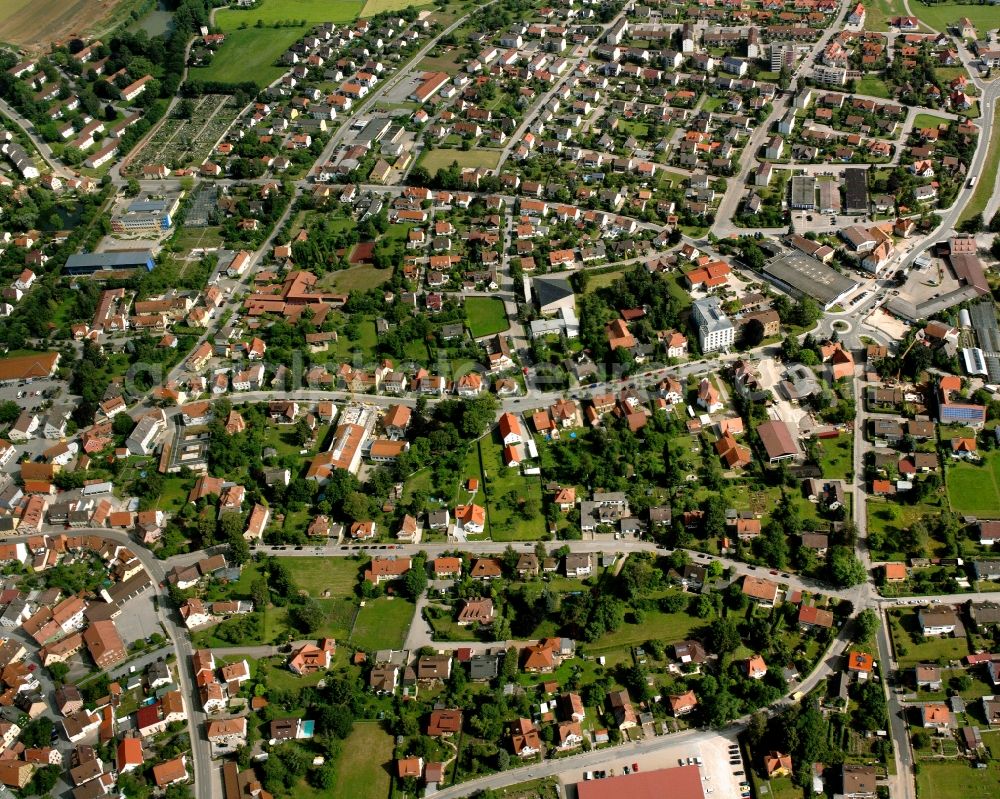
[419,148,502,173]
[214,0,363,30]
[127,95,241,174]
[465,297,509,338]
[361,0,433,14]
[946,451,1000,518]
[189,27,303,86]
[0,0,127,49]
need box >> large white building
[691,297,735,354]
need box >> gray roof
[533,276,574,308]
[790,175,816,207]
[470,653,500,680]
[762,252,858,309]
[975,561,1000,579]
[692,296,733,334]
[65,249,154,272]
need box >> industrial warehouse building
[843,168,868,213]
[790,175,816,209]
[64,250,156,276]
[762,251,859,310]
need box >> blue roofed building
[64,250,155,276]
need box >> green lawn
[171,226,224,255]
[936,67,971,85]
[262,424,311,458]
[482,777,560,799]
[909,2,1000,34]
[912,113,950,131]
[330,318,378,362]
[426,606,480,642]
[214,0,363,29]
[867,498,951,559]
[588,608,702,655]
[583,270,624,293]
[947,452,1000,517]
[617,120,649,137]
[417,48,465,75]
[916,760,1000,799]
[419,148,502,172]
[324,263,394,294]
[190,26,305,86]
[855,76,891,99]
[465,296,509,338]
[351,597,414,651]
[478,431,546,541]
[701,97,726,113]
[817,434,854,480]
[889,610,969,667]
[280,557,361,598]
[327,722,394,799]
[959,102,1000,225]
[864,0,911,30]
[152,475,192,513]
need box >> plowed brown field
[0,0,124,50]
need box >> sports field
[214,0,363,30]
[947,452,1000,517]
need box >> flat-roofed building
[790,175,816,209]
[64,250,155,276]
[843,168,868,213]
[817,179,841,213]
[576,764,704,799]
[691,296,734,353]
[762,252,859,310]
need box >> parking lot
[0,378,67,411]
[114,590,163,647]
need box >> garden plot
[127,95,242,173]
